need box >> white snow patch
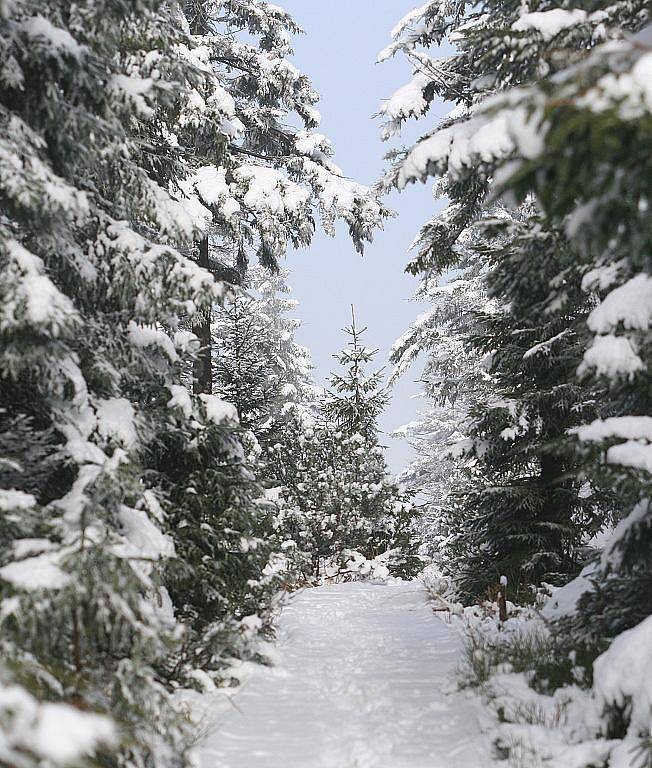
[0,551,71,590]
[95,398,137,448]
[0,684,115,765]
[21,15,85,58]
[167,385,193,418]
[35,703,115,763]
[541,564,596,618]
[381,73,430,123]
[574,415,652,443]
[578,334,643,378]
[512,9,588,38]
[588,274,652,334]
[128,322,177,361]
[198,394,239,425]
[593,614,652,736]
[198,581,486,767]
[3,240,76,332]
[116,505,175,561]
[0,489,36,511]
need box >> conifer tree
[0,1,386,763]
[480,30,652,642]
[322,309,419,576]
[389,235,491,569]
[0,1,230,763]
[178,0,389,396]
[380,0,643,598]
[210,267,324,580]
[212,266,316,456]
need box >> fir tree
[323,309,419,576]
[482,29,652,641]
[379,0,644,599]
[0,1,229,763]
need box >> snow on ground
[199,580,489,768]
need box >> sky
[278,1,448,473]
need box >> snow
[4,239,76,333]
[34,703,116,764]
[128,321,178,361]
[512,9,588,39]
[116,505,175,561]
[381,73,430,125]
[593,614,652,738]
[167,384,193,418]
[581,52,652,119]
[96,397,137,448]
[110,74,154,119]
[234,164,310,217]
[0,550,71,590]
[578,333,643,378]
[302,158,381,223]
[11,539,57,558]
[178,165,241,230]
[600,500,649,570]
[198,394,238,425]
[198,581,486,767]
[0,683,115,765]
[390,2,432,40]
[606,440,652,472]
[523,330,569,359]
[342,549,391,581]
[0,489,35,511]
[588,274,652,333]
[173,329,199,353]
[573,416,652,471]
[574,415,652,443]
[20,15,86,58]
[397,106,544,188]
[541,564,596,618]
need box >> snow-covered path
[200,581,488,768]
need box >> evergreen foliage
[481,31,652,642]
[380,0,645,599]
[0,1,386,764]
[321,310,419,577]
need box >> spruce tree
[389,233,491,570]
[178,0,389,396]
[379,0,643,599]
[481,30,652,642]
[0,1,230,763]
[323,309,419,576]
[0,0,387,762]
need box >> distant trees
[212,293,419,581]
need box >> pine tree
[379,0,643,599]
[481,29,652,641]
[0,1,231,763]
[323,309,419,576]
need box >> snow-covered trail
[200,581,488,768]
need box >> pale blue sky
[280,1,447,473]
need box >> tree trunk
[193,236,212,395]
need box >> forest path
[200,580,489,768]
